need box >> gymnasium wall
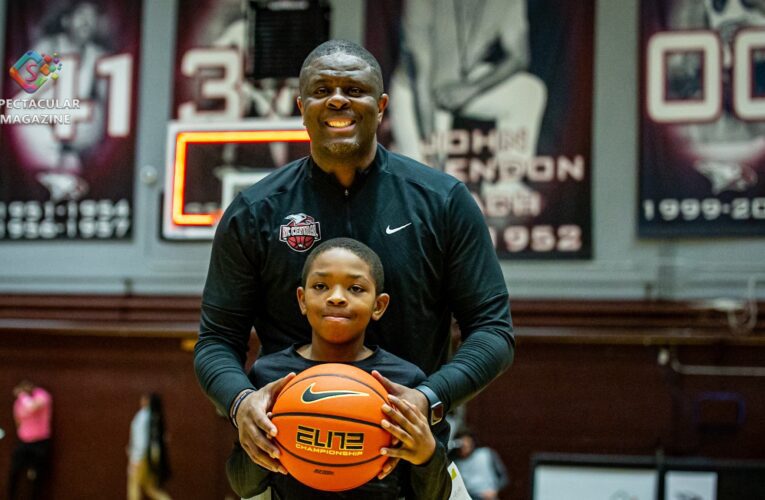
[0,0,762,301]
[1,298,763,499]
[1,1,765,499]
[0,321,237,498]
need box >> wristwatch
[415,385,444,426]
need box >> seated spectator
[451,429,508,500]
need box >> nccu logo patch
[279,213,321,252]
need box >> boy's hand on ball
[372,370,431,477]
[236,372,296,474]
[379,394,436,466]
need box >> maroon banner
[172,0,302,123]
[366,0,594,259]
[639,0,765,237]
[0,0,141,241]
[168,0,318,240]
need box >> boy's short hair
[301,237,385,293]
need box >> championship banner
[168,0,318,238]
[173,0,303,123]
[0,1,141,241]
[639,1,765,237]
[366,0,594,259]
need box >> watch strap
[415,384,444,426]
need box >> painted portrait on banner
[0,0,140,240]
[366,0,594,259]
[640,0,765,237]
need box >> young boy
[227,237,452,499]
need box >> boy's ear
[296,287,307,315]
[371,292,390,321]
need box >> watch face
[431,401,445,425]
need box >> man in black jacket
[195,39,514,480]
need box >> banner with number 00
[639,0,765,237]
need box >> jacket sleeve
[407,443,452,500]
[423,182,515,411]
[226,443,272,498]
[194,195,261,416]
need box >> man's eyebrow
[305,77,328,85]
[309,72,369,82]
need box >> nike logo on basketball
[385,223,412,234]
[300,383,369,404]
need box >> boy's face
[297,247,389,347]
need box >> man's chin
[324,141,361,156]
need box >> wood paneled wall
[1,295,763,499]
[0,328,242,499]
[467,334,765,499]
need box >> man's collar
[307,144,387,189]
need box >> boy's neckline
[296,344,375,363]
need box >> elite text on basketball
[295,425,364,456]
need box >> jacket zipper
[344,189,352,235]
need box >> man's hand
[371,370,430,478]
[380,394,436,466]
[234,372,295,475]
[371,370,428,415]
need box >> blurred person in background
[451,429,508,500]
[8,380,52,500]
[127,393,171,500]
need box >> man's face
[298,53,388,162]
[459,435,475,457]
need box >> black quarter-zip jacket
[195,145,515,416]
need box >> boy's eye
[312,283,327,290]
[350,285,364,293]
[313,87,328,96]
[348,87,363,96]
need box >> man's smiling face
[298,52,388,163]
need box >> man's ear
[371,292,390,321]
[377,93,389,123]
[296,287,307,315]
[297,96,304,123]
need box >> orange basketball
[271,363,391,491]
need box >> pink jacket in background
[14,387,52,442]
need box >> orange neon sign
[172,129,310,226]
